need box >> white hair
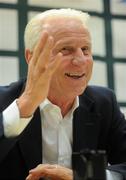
[24,8,90,52]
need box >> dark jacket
[0,79,126,179]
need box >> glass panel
[111,0,126,15]
[28,0,103,12]
[88,16,106,57]
[112,20,126,58]
[28,11,41,21]
[0,0,17,3]
[0,57,19,85]
[89,61,107,87]
[0,9,18,50]
[114,63,126,102]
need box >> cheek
[90,60,93,71]
[61,55,73,63]
[58,56,72,70]
[87,56,93,69]
[86,57,93,78]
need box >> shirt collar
[40,96,79,114]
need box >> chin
[72,86,87,96]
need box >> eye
[60,47,72,55]
[81,47,90,55]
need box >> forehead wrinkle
[53,30,91,48]
[43,18,90,38]
[51,27,91,48]
[43,19,92,49]
[51,25,90,39]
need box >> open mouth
[65,73,85,79]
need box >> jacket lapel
[18,108,42,170]
[73,92,102,153]
[72,92,102,175]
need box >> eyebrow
[54,39,91,50]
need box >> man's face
[46,19,93,98]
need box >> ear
[25,49,32,64]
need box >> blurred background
[0,0,126,116]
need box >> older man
[0,8,126,180]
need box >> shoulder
[84,85,115,100]
[79,85,117,109]
[0,79,25,92]
[79,86,124,124]
[0,79,25,110]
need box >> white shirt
[3,97,79,168]
[40,98,79,168]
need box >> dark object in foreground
[73,149,107,180]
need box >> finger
[26,173,33,180]
[28,168,50,180]
[29,164,51,174]
[36,35,54,69]
[29,164,56,178]
[32,31,49,65]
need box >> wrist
[17,95,37,118]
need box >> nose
[72,48,85,66]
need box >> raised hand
[17,31,62,117]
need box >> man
[0,8,126,180]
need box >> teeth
[65,73,85,78]
[69,73,80,76]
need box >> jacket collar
[73,89,102,152]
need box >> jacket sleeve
[107,91,126,164]
[0,112,18,163]
[0,80,24,163]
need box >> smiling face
[45,18,93,100]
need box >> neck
[48,94,75,117]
